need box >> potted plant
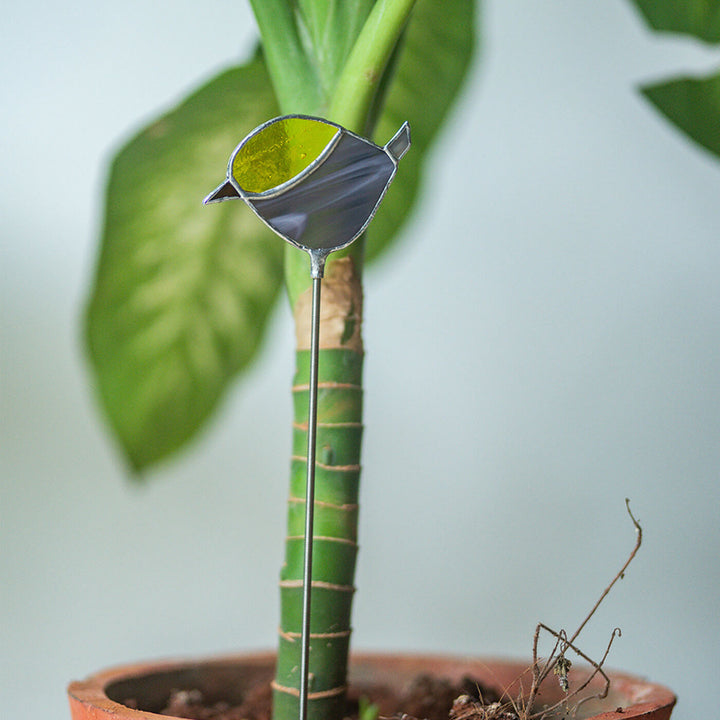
[70,1,720,718]
[68,501,676,720]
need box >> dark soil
[126,673,503,720]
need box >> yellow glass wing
[231,117,338,194]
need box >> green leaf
[249,0,376,113]
[642,69,720,160]
[628,0,720,44]
[297,0,376,98]
[248,0,323,113]
[365,0,478,263]
[85,52,282,472]
[358,696,380,720]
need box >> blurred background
[2,2,718,719]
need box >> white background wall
[2,2,718,719]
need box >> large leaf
[86,3,479,471]
[366,0,477,262]
[85,52,282,472]
[642,69,720,160]
[628,0,720,43]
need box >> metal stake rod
[299,275,322,720]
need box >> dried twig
[465,500,643,720]
[525,499,642,719]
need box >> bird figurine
[204,115,411,276]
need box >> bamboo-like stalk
[272,346,364,720]
[256,5,418,719]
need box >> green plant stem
[253,4,419,720]
[273,348,363,720]
[260,0,416,305]
[329,0,418,133]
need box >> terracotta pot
[68,652,675,720]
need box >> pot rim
[68,651,676,720]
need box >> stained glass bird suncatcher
[204,115,410,720]
[204,114,411,277]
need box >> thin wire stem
[299,276,322,720]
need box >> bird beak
[203,179,240,204]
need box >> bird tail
[384,122,411,162]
